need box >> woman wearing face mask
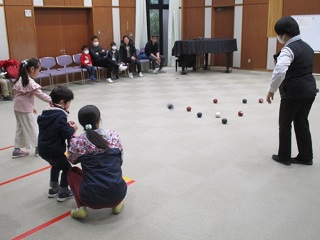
[266,16,317,166]
[107,42,121,80]
[89,35,127,83]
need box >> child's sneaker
[57,189,74,202]
[35,147,39,157]
[112,201,124,215]
[71,206,88,219]
[48,187,59,198]
[90,75,96,81]
[138,72,143,77]
[128,72,133,78]
[12,149,29,159]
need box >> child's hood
[37,108,68,126]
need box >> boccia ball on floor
[215,112,221,118]
[222,118,228,124]
[167,103,174,110]
[186,106,192,112]
[197,112,202,118]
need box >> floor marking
[0,166,51,187]
[11,177,135,240]
[0,145,14,151]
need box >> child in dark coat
[38,85,78,202]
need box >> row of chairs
[36,54,87,89]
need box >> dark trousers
[148,55,165,70]
[111,60,119,77]
[93,58,118,78]
[278,97,315,162]
[68,167,121,209]
[45,154,71,188]
[124,57,141,73]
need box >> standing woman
[266,16,317,165]
[12,58,51,158]
[120,35,143,78]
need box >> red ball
[259,98,264,103]
[186,106,192,112]
[238,111,243,117]
[213,98,218,104]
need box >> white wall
[0,6,9,60]
[112,0,121,45]
[267,37,277,70]
[233,5,242,68]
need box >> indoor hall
[1,68,320,239]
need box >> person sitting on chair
[0,71,13,101]
[89,35,127,83]
[119,35,143,79]
[145,35,165,74]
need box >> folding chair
[39,57,67,88]
[72,53,88,84]
[56,55,83,84]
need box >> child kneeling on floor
[67,105,127,219]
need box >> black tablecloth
[172,38,237,56]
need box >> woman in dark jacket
[67,105,127,219]
[119,35,143,78]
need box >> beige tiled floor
[1,67,320,240]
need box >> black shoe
[291,157,313,165]
[115,75,119,79]
[3,96,13,101]
[57,189,74,202]
[272,154,291,165]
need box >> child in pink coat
[12,58,52,158]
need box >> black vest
[280,40,317,99]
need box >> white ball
[215,112,221,118]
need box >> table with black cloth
[172,38,238,74]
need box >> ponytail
[14,58,40,87]
[84,124,108,150]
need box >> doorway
[146,0,169,65]
[34,8,90,58]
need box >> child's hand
[33,108,38,114]
[68,121,78,131]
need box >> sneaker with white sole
[138,72,143,77]
[71,206,88,219]
[128,73,133,78]
[106,78,113,83]
[158,68,166,73]
[118,64,127,72]
[57,189,74,202]
[12,149,29,159]
[112,201,124,215]
[48,187,59,198]
[152,69,158,74]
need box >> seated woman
[119,35,143,78]
[67,105,127,219]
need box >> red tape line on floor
[11,179,135,240]
[0,145,14,151]
[0,166,51,187]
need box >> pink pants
[67,167,121,209]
